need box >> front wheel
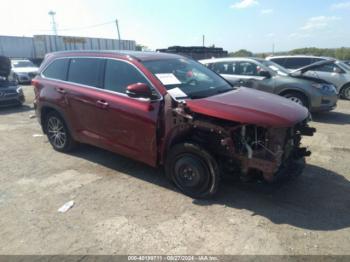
[165,143,220,199]
[44,111,77,152]
[283,92,308,108]
[341,85,350,100]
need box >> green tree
[229,49,253,57]
[135,44,148,51]
[288,47,350,60]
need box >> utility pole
[48,11,58,35]
[202,35,205,47]
[272,42,275,55]
[115,19,121,50]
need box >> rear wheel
[165,143,220,199]
[44,111,77,152]
[283,92,308,108]
[341,84,350,100]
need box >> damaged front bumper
[236,124,316,182]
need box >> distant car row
[200,55,350,113]
[10,59,39,84]
[200,57,338,112]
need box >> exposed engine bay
[162,95,316,182]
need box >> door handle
[56,87,66,94]
[96,100,109,109]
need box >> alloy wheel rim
[288,96,303,105]
[47,117,66,149]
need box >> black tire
[283,92,308,108]
[341,84,350,100]
[44,111,77,152]
[165,142,220,199]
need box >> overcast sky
[0,0,349,52]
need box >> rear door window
[43,59,69,80]
[68,58,104,88]
[237,62,259,76]
[284,58,312,69]
[211,62,238,75]
[104,60,149,94]
[269,58,286,67]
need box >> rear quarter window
[42,59,69,80]
[68,58,104,88]
[211,62,237,75]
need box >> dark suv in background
[33,51,315,198]
[266,55,324,70]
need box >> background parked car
[267,56,350,100]
[10,59,39,84]
[288,60,350,100]
[344,60,350,66]
[200,57,338,112]
[0,56,25,107]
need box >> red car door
[96,59,161,167]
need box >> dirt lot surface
[0,86,350,255]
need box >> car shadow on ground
[312,111,350,125]
[195,164,350,231]
[0,105,33,115]
[70,145,350,231]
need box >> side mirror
[259,70,271,78]
[126,83,153,99]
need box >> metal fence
[0,35,136,60]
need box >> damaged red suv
[33,51,315,198]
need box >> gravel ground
[0,86,349,255]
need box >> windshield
[260,60,290,76]
[143,58,234,100]
[12,61,35,68]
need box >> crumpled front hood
[186,87,309,128]
[291,59,336,75]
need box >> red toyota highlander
[33,51,315,198]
